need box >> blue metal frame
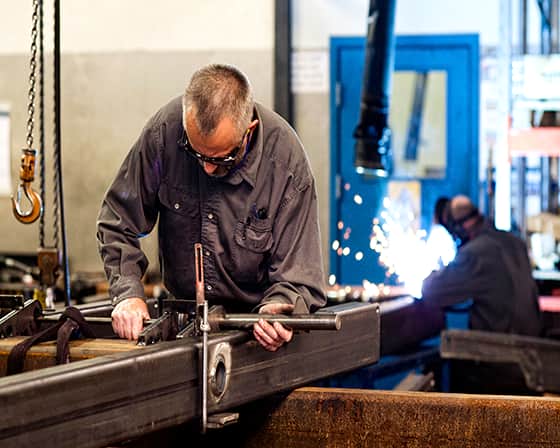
[329,34,479,283]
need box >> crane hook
[11,148,43,224]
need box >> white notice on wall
[291,50,329,94]
[0,109,11,196]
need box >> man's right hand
[111,297,150,340]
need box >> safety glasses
[178,128,250,167]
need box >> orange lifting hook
[11,148,43,224]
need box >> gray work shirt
[422,222,542,336]
[97,96,326,313]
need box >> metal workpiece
[0,301,380,448]
[207,306,341,332]
[223,388,560,448]
[441,329,560,393]
[0,298,42,338]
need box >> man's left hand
[253,303,294,352]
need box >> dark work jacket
[421,222,542,336]
[96,96,326,313]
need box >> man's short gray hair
[182,64,254,139]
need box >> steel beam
[0,302,379,448]
[222,388,560,448]
[441,329,560,393]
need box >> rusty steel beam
[214,387,560,448]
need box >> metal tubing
[212,313,341,331]
[38,313,341,332]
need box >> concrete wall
[0,1,275,274]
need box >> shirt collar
[220,104,263,188]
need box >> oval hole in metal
[211,356,227,397]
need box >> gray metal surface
[0,301,379,448]
[226,388,560,448]
[441,329,560,392]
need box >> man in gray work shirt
[97,64,326,351]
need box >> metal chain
[52,142,60,249]
[52,1,60,249]
[26,0,40,149]
[38,0,46,248]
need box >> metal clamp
[137,311,178,345]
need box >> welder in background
[422,194,542,393]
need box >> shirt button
[205,250,210,257]
[206,285,213,291]
[174,203,180,210]
[208,213,214,220]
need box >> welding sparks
[369,197,456,297]
[329,192,455,299]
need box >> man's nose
[203,162,218,174]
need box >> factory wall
[0,0,275,275]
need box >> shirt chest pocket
[230,219,273,285]
[234,219,273,253]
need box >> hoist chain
[52,142,60,249]
[26,0,40,149]
[38,0,46,248]
[51,1,60,250]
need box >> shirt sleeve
[421,248,481,308]
[258,176,327,313]
[96,122,162,304]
